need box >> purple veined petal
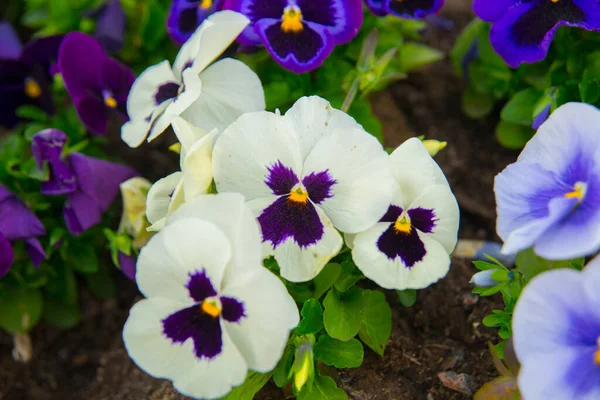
[220,296,245,323]
[19,35,63,66]
[24,237,46,267]
[0,232,14,278]
[265,160,299,195]
[385,0,444,19]
[254,18,335,74]
[379,204,403,223]
[73,95,109,135]
[0,197,46,241]
[69,152,138,212]
[31,128,68,168]
[0,21,23,60]
[94,0,126,53]
[472,0,518,22]
[41,158,77,195]
[364,0,388,17]
[407,207,436,233]
[100,56,135,116]
[185,270,218,303]
[58,32,105,99]
[376,222,426,266]
[303,169,336,205]
[223,0,285,46]
[118,251,137,280]
[64,191,103,235]
[296,0,363,44]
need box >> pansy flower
[364,0,444,18]
[495,102,600,259]
[168,0,223,45]
[0,184,47,277]
[122,10,265,148]
[512,257,600,399]
[146,117,217,231]
[473,0,600,68]
[0,22,62,127]
[123,193,299,399]
[86,0,127,54]
[32,129,137,235]
[213,96,394,282]
[348,138,459,290]
[58,32,135,135]
[223,0,363,73]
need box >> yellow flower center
[199,0,212,9]
[551,0,560,3]
[289,186,309,204]
[564,181,587,201]
[104,96,118,108]
[201,298,222,318]
[281,6,303,33]
[24,78,42,98]
[394,215,412,234]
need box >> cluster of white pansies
[121,10,265,148]
[348,138,460,290]
[213,96,395,282]
[123,193,299,399]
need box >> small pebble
[462,293,479,308]
[437,371,473,395]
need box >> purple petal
[0,232,14,278]
[303,169,336,205]
[0,197,46,241]
[185,270,218,303]
[385,0,444,19]
[297,0,363,44]
[74,95,109,135]
[101,57,135,99]
[364,0,388,17]
[408,207,436,233]
[223,0,285,46]
[64,191,102,235]
[221,296,245,323]
[118,251,137,280]
[25,237,46,267]
[31,128,68,168]
[472,0,517,22]
[532,102,551,130]
[0,21,23,60]
[379,205,403,223]
[41,159,77,195]
[377,223,426,266]
[58,32,104,99]
[265,160,299,196]
[19,35,63,66]
[94,0,126,53]
[167,0,223,45]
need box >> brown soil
[0,3,520,399]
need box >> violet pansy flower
[349,138,459,290]
[364,0,444,18]
[32,129,137,236]
[495,103,600,259]
[473,0,600,68]
[0,184,47,277]
[58,32,135,135]
[123,193,298,399]
[167,0,223,45]
[512,257,600,399]
[213,96,394,282]
[0,21,62,127]
[88,0,127,54]
[223,0,363,73]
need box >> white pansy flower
[349,138,459,290]
[121,11,265,148]
[212,96,394,282]
[123,193,299,399]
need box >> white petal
[173,10,250,77]
[123,297,248,400]
[181,58,265,133]
[167,193,263,283]
[352,224,451,290]
[407,184,459,254]
[182,130,218,201]
[136,219,232,302]
[221,267,299,372]
[146,172,182,225]
[389,137,450,203]
[171,116,212,161]
[302,127,394,233]
[213,112,303,200]
[122,100,170,148]
[284,96,363,159]
[126,60,177,120]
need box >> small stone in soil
[462,293,479,308]
[437,371,473,395]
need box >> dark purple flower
[86,0,127,53]
[58,32,135,135]
[32,129,138,235]
[473,0,600,68]
[0,184,47,277]
[364,0,444,18]
[0,21,62,127]
[223,0,363,73]
[167,0,224,45]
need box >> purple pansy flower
[495,103,600,259]
[223,0,363,73]
[58,32,135,135]
[473,0,600,68]
[86,0,127,54]
[512,257,600,399]
[365,0,443,18]
[167,0,224,45]
[0,184,47,277]
[0,22,62,127]
[32,129,137,235]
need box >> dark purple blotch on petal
[221,296,245,323]
[186,270,218,303]
[303,170,336,205]
[167,0,224,45]
[386,0,443,18]
[0,232,15,278]
[408,207,436,233]
[265,161,299,195]
[154,82,181,105]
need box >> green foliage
[297,374,348,400]
[514,248,584,281]
[296,299,324,335]
[0,286,43,333]
[221,372,272,400]
[323,287,364,341]
[314,336,364,368]
[396,289,417,307]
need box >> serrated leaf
[358,290,392,356]
[314,336,363,368]
[323,287,364,341]
[296,299,324,335]
[297,374,348,400]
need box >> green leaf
[297,374,348,400]
[273,342,295,388]
[451,19,484,77]
[396,289,417,307]
[500,88,543,126]
[314,336,364,368]
[296,299,324,335]
[359,290,392,356]
[323,287,364,341]
[515,247,584,282]
[16,105,49,122]
[68,242,99,274]
[45,263,78,304]
[495,120,533,149]
[221,372,272,400]
[462,86,495,119]
[313,263,342,300]
[42,296,81,329]
[0,287,43,333]
[398,42,444,73]
[334,259,363,292]
[85,261,117,299]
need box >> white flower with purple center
[495,102,600,259]
[121,10,265,148]
[349,138,459,290]
[213,96,394,282]
[513,257,600,399]
[123,193,299,399]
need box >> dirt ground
[0,2,521,399]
